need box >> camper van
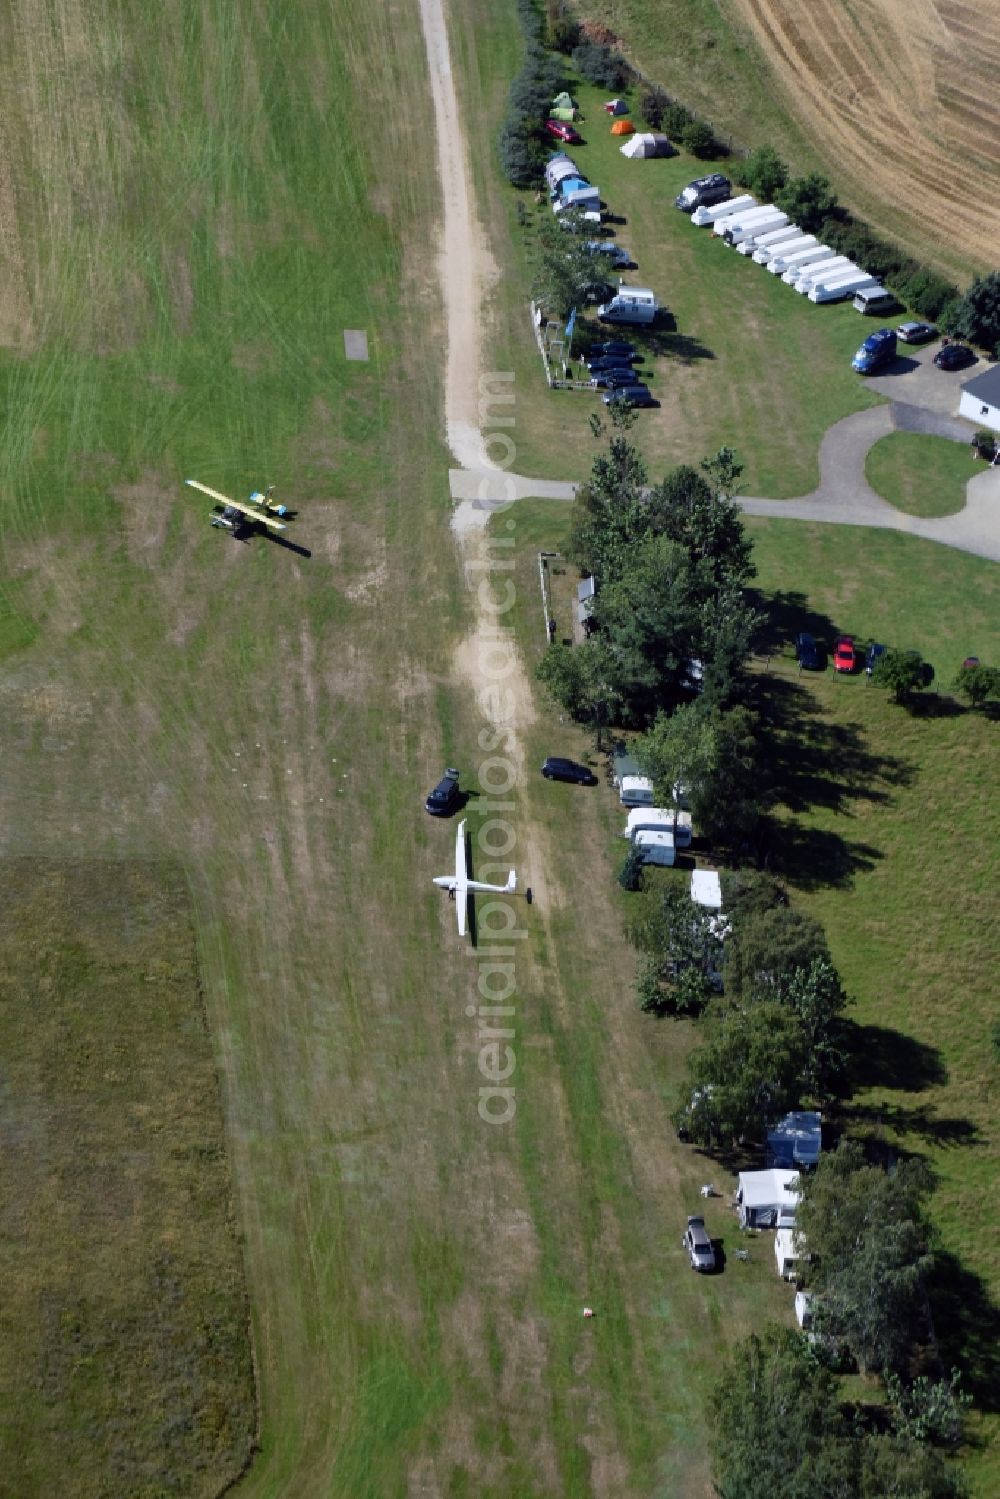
[741,223,800,259]
[808,271,880,304]
[623,807,693,848]
[597,287,658,326]
[633,830,676,867]
[619,774,655,807]
[674,173,732,212]
[853,285,897,315]
[690,194,756,227]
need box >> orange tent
[610,119,635,136]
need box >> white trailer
[725,210,790,248]
[623,808,693,848]
[742,223,800,259]
[767,238,821,274]
[690,193,756,227]
[794,258,858,293]
[713,203,780,238]
[781,251,846,285]
[633,829,677,868]
[808,271,881,304]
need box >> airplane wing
[185,479,287,531]
[454,820,468,938]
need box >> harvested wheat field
[732,0,1000,276]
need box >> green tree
[681,119,717,158]
[647,457,755,589]
[858,1435,968,1499]
[738,145,789,200]
[775,172,838,231]
[941,269,1000,353]
[535,638,623,740]
[872,648,932,704]
[884,1369,970,1448]
[711,1327,856,1499]
[636,701,766,843]
[639,85,668,130]
[954,661,1000,709]
[798,1142,934,1373]
[617,844,645,893]
[566,435,650,581]
[682,1000,811,1145]
[628,882,724,1015]
[725,904,829,1003]
[532,209,612,321]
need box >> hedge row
[498,1,568,188]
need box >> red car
[834,636,857,673]
[545,119,582,144]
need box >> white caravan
[690,193,756,227]
[782,251,847,285]
[623,807,693,848]
[633,830,677,867]
[808,271,881,304]
[742,223,801,259]
[793,257,857,292]
[766,238,821,274]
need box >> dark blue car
[852,328,897,375]
[795,632,824,670]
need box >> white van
[634,830,676,867]
[624,807,693,848]
[619,774,655,807]
[597,287,658,325]
[853,285,897,315]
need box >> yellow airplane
[184,478,289,533]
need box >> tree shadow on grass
[845,1021,948,1092]
[643,327,715,365]
[759,820,883,891]
[927,1251,1000,1412]
[750,589,837,658]
[842,1098,979,1148]
[901,691,965,719]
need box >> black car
[591,367,640,390]
[425,767,461,816]
[541,757,597,785]
[865,641,886,676]
[933,342,975,371]
[602,384,657,408]
[587,340,636,361]
[586,353,640,373]
[795,632,824,670]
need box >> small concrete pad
[343,329,369,361]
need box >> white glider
[433,819,516,937]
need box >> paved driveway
[866,342,983,417]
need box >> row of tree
[629,872,850,1144]
[498,2,568,189]
[713,1324,968,1499]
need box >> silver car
[682,1215,716,1272]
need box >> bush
[498,118,545,189]
[662,102,693,138]
[939,269,1000,350]
[639,86,669,130]
[775,172,838,232]
[571,39,632,90]
[549,17,580,53]
[681,119,717,159]
[618,845,645,892]
[737,145,788,199]
[894,266,960,321]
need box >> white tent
[736,1168,800,1228]
[620,132,674,159]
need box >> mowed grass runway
[0,2,792,1495]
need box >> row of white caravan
[689,194,882,305]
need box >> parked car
[425,767,461,816]
[682,1216,716,1272]
[795,632,824,670]
[541,756,597,785]
[545,119,582,144]
[674,173,731,212]
[852,327,897,374]
[602,384,657,407]
[933,342,975,371]
[586,353,640,373]
[587,340,637,360]
[834,636,857,673]
[865,641,887,676]
[897,321,937,344]
[584,240,633,267]
[590,367,640,389]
